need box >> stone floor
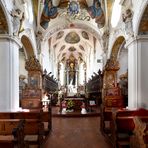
[43,117,113,148]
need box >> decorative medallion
[67,1,80,15]
[60,45,66,52]
[68,47,76,52]
[65,31,80,44]
[82,31,89,40]
[79,45,85,51]
[56,31,64,40]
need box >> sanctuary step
[52,106,100,117]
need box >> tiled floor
[43,117,113,148]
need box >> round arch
[109,36,125,61]
[41,19,102,42]
[138,5,148,35]
[21,35,35,58]
[0,1,11,34]
[134,1,148,35]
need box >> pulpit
[21,56,43,109]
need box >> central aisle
[43,117,112,148]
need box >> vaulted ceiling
[38,0,107,65]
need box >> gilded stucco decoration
[25,56,42,72]
[111,36,125,61]
[65,31,80,44]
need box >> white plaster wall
[0,37,20,111]
[19,51,27,77]
[79,63,85,85]
[59,63,65,86]
[41,41,50,73]
[127,38,138,109]
[94,41,103,72]
[132,0,148,35]
[117,48,128,81]
[138,37,148,109]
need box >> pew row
[0,110,51,136]
[23,119,44,148]
[0,119,25,148]
[130,116,148,148]
[110,109,148,148]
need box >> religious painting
[40,0,58,29]
[65,32,80,44]
[22,89,41,99]
[87,0,105,28]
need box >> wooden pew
[0,109,52,136]
[110,109,148,148]
[0,119,25,148]
[100,101,125,136]
[100,87,125,136]
[130,116,148,148]
[23,119,44,148]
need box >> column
[0,35,21,111]
[126,36,148,109]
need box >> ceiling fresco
[40,0,105,30]
[65,31,80,44]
